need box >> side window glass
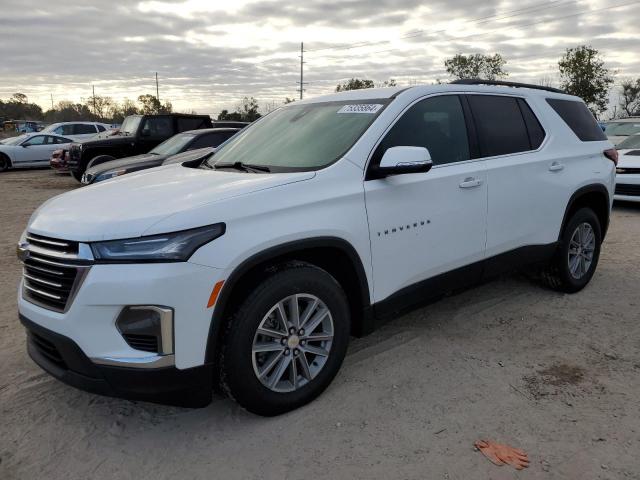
[468,95,530,157]
[373,95,470,166]
[546,98,607,141]
[23,135,46,146]
[73,124,97,135]
[96,125,106,132]
[141,117,173,138]
[190,133,226,149]
[517,99,546,149]
[61,124,74,135]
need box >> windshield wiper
[214,161,271,173]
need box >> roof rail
[450,78,565,94]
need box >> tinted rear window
[517,99,545,149]
[74,124,97,135]
[546,99,606,141]
[468,95,531,157]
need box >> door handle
[459,177,482,189]
[549,162,564,172]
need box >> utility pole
[50,94,54,110]
[296,42,307,100]
[155,72,160,111]
[92,85,96,118]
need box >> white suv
[42,122,110,140]
[17,81,616,415]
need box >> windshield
[119,116,142,136]
[3,134,28,145]
[617,134,640,150]
[150,133,195,155]
[208,100,388,171]
[605,121,640,136]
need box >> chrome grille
[26,233,79,255]
[615,184,640,197]
[19,234,92,313]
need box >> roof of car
[296,82,577,105]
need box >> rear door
[466,94,557,260]
[364,94,488,304]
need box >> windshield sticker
[337,104,384,114]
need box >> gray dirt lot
[1,169,639,480]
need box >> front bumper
[614,175,640,202]
[21,314,213,407]
[18,261,224,369]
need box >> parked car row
[3,107,636,207]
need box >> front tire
[220,263,351,416]
[542,207,602,293]
[87,155,116,169]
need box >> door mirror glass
[374,146,432,178]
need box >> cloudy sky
[1,0,638,116]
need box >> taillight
[604,148,618,166]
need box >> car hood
[28,164,316,241]
[608,135,627,146]
[163,147,215,165]
[76,134,135,148]
[85,153,167,176]
[618,149,640,168]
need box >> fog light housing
[116,306,173,355]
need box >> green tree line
[0,94,173,124]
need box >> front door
[364,95,488,304]
[18,135,53,165]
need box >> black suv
[67,113,213,181]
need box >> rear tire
[542,207,602,293]
[0,154,10,172]
[219,263,350,416]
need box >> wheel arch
[204,237,373,364]
[560,184,611,241]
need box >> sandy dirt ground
[1,169,639,480]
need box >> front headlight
[95,169,127,183]
[91,223,225,262]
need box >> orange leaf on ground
[475,439,530,470]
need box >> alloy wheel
[252,293,334,393]
[567,222,596,279]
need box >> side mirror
[140,129,151,137]
[372,146,432,178]
[22,143,29,148]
